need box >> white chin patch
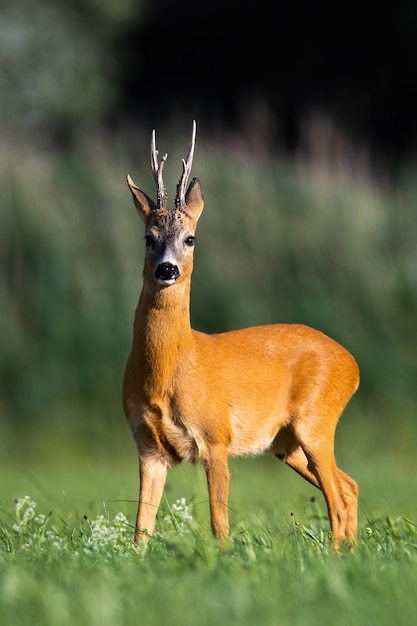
[157,278,176,286]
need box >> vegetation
[0,0,143,139]
[1,129,416,624]
[1,491,417,626]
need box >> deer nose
[155,262,180,283]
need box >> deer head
[127,121,204,286]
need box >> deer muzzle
[155,262,180,285]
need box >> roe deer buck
[123,121,359,549]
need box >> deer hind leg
[135,455,168,544]
[274,425,358,549]
[273,426,320,488]
[298,434,358,550]
[337,468,359,544]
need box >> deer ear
[184,178,204,221]
[126,175,156,222]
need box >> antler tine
[151,129,168,210]
[175,120,197,209]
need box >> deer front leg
[203,445,230,539]
[135,455,168,544]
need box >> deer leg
[337,469,359,545]
[280,446,320,489]
[300,440,354,549]
[284,448,358,546]
[273,427,320,488]
[203,445,230,539]
[135,456,168,544]
[274,424,357,548]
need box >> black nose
[155,262,180,282]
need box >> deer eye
[184,236,195,247]
[144,234,155,248]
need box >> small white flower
[85,511,131,553]
[10,497,135,559]
[13,496,37,531]
[163,498,193,534]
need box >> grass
[1,480,417,626]
[1,434,417,626]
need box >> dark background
[1,0,417,169]
[118,0,417,167]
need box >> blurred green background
[0,0,416,525]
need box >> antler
[175,120,197,209]
[151,129,168,210]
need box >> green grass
[1,460,417,626]
[1,434,417,626]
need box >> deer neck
[132,280,193,399]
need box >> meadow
[1,129,417,625]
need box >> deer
[123,120,359,551]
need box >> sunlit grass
[1,491,417,626]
